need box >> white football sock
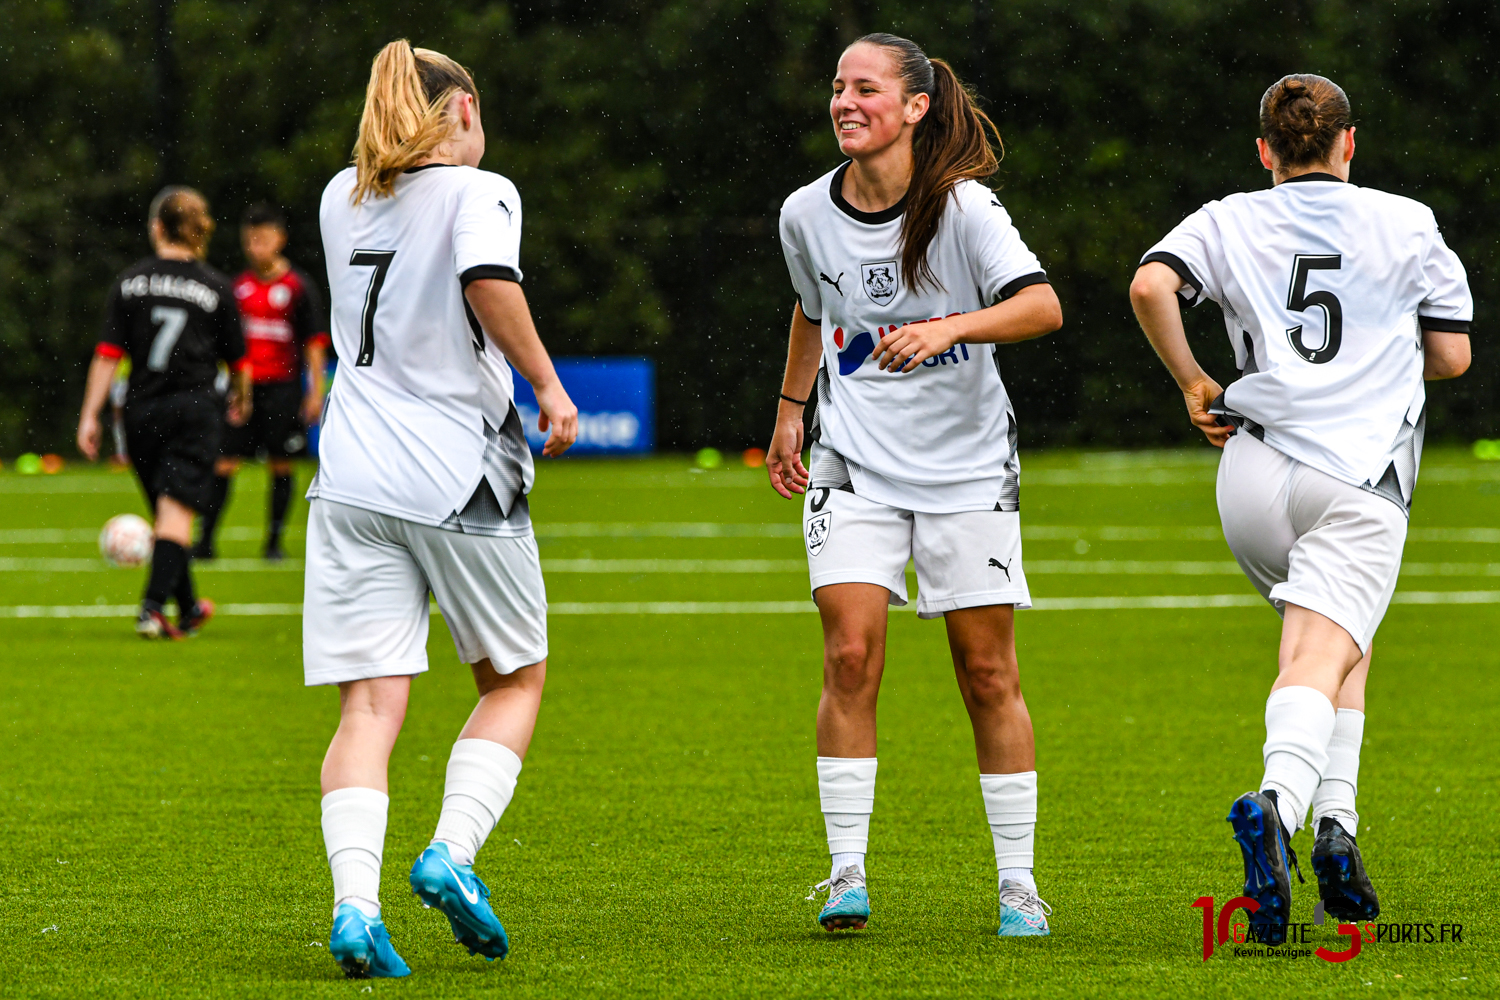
[818,756,876,880]
[1260,685,1336,835]
[981,771,1037,889]
[432,738,523,867]
[830,852,865,877]
[321,786,387,917]
[1311,708,1364,835]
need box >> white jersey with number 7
[312,163,531,526]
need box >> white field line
[5,523,1498,546]
[3,461,1496,494]
[5,590,1499,619]
[0,526,300,544]
[0,558,303,573]
[5,555,1500,578]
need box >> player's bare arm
[464,277,578,457]
[1129,261,1230,447]
[76,352,121,461]
[226,366,253,427]
[767,301,820,499]
[872,282,1062,372]
[302,339,328,424]
[1422,330,1470,380]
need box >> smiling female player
[766,33,1063,937]
[307,41,577,978]
[1131,75,1472,945]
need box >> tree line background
[2,0,1495,455]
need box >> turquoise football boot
[328,903,411,979]
[997,878,1052,937]
[409,842,509,960]
[811,864,870,931]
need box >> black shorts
[222,381,307,458]
[125,390,222,513]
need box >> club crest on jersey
[861,261,899,306]
[805,510,832,556]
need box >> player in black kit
[75,187,251,638]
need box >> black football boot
[1311,817,1380,921]
[1227,790,1304,945]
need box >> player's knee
[960,655,1022,708]
[823,638,878,696]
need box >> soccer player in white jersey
[1130,75,1472,944]
[766,33,1063,937]
[305,41,578,978]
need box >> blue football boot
[328,903,410,979]
[1227,790,1304,945]
[810,864,870,931]
[409,842,509,960]
[1312,817,1380,921]
[997,878,1052,937]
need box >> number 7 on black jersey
[349,249,396,366]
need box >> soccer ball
[99,514,154,567]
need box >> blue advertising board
[510,356,655,455]
[308,356,655,457]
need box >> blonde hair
[351,40,479,203]
[149,185,215,258]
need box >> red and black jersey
[233,264,330,384]
[97,257,245,405]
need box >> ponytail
[148,185,215,258]
[351,40,480,204]
[852,34,1002,292]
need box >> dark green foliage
[1,1,1494,453]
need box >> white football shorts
[802,486,1031,618]
[1217,431,1408,654]
[303,499,548,686]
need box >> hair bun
[1259,74,1350,169]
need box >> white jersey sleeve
[454,173,524,284]
[778,210,823,323]
[956,185,1047,303]
[1417,217,1473,331]
[1141,206,1225,307]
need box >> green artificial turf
[1,449,1497,998]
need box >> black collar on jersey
[1280,171,1345,184]
[830,161,907,224]
[404,163,459,173]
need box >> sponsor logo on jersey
[861,260,899,305]
[806,510,832,556]
[831,316,973,376]
[819,271,845,296]
[834,328,876,376]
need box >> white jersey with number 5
[312,164,534,530]
[1142,174,1472,506]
